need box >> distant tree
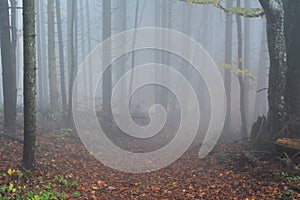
[236,0,248,137]
[223,0,233,134]
[40,0,49,108]
[243,0,251,121]
[55,0,67,116]
[0,0,17,133]
[23,0,37,170]
[184,0,300,143]
[67,0,77,126]
[102,0,112,117]
[36,0,44,110]
[48,0,59,113]
[128,0,139,97]
[86,0,93,100]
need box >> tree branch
[180,0,265,18]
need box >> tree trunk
[259,0,288,137]
[102,0,112,117]
[284,1,300,117]
[86,0,93,100]
[40,0,48,108]
[154,0,161,106]
[55,0,67,116]
[128,0,139,98]
[36,0,44,110]
[23,0,37,170]
[67,0,76,126]
[236,0,248,138]
[47,0,59,113]
[223,0,233,134]
[243,0,250,122]
[0,0,17,133]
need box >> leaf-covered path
[1,129,299,199]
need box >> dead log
[275,138,300,155]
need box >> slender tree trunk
[68,0,76,126]
[10,0,17,112]
[236,0,248,138]
[36,0,44,110]
[102,0,112,116]
[243,0,250,122]
[154,0,161,106]
[80,0,85,62]
[180,4,192,107]
[0,0,17,133]
[116,0,127,113]
[40,0,48,108]
[23,0,37,170]
[223,0,233,134]
[128,0,139,97]
[79,0,88,99]
[55,0,67,115]
[86,0,93,100]
[47,0,59,113]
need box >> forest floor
[1,126,300,199]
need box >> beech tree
[23,0,37,170]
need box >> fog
[0,0,268,142]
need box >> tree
[40,0,49,108]
[85,0,93,100]
[284,1,300,117]
[223,0,233,134]
[184,0,300,143]
[47,0,59,113]
[102,0,112,117]
[67,0,77,126]
[23,0,37,170]
[0,0,17,133]
[243,0,251,122]
[236,0,248,137]
[36,0,44,110]
[56,0,67,116]
[128,0,139,97]
[259,0,288,138]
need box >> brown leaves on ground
[0,129,299,199]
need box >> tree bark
[23,0,37,170]
[128,0,139,98]
[259,0,288,137]
[102,0,112,116]
[0,0,17,133]
[223,0,233,134]
[40,0,48,108]
[47,0,59,113]
[284,0,300,117]
[36,0,44,110]
[55,0,67,116]
[67,0,76,126]
[243,0,250,122]
[236,0,248,138]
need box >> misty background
[0,0,268,140]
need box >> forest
[0,0,300,199]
